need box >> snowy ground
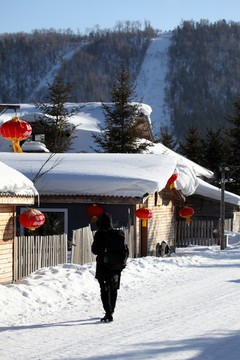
[1,234,240,360]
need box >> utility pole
[220,167,226,250]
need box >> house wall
[0,205,15,284]
[37,192,177,258]
[233,211,240,233]
[22,202,135,239]
[137,190,176,257]
[187,195,239,226]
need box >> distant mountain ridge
[1,20,240,138]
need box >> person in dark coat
[92,213,128,322]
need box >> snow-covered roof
[0,152,199,198]
[22,141,50,153]
[0,104,239,205]
[148,141,213,179]
[195,178,240,206]
[1,152,239,206]
[0,161,38,197]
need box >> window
[20,208,68,237]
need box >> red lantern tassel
[186,216,192,224]
[91,215,98,223]
[169,182,175,189]
[12,140,22,153]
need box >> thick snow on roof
[195,178,240,206]
[0,161,38,197]
[0,152,199,198]
[22,141,50,153]
[149,141,213,179]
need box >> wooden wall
[147,190,176,255]
[135,190,176,257]
[187,195,238,223]
[0,205,15,284]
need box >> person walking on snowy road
[92,213,129,322]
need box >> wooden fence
[15,234,67,280]
[176,220,219,247]
[71,225,95,265]
[71,225,135,265]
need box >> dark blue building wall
[37,202,134,239]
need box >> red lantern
[179,206,194,224]
[167,173,178,189]
[19,209,45,231]
[87,204,103,223]
[0,117,32,153]
[136,207,153,227]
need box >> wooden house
[0,162,37,284]
[2,152,234,259]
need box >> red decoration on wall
[19,209,45,231]
[167,173,178,189]
[179,206,194,224]
[0,117,32,153]
[87,204,103,222]
[136,207,153,227]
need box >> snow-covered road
[1,237,240,359]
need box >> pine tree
[158,126,178,150]
[92,60,151,153]
[224,93,240,193]
[33,59,83,153]
[201,127,229,186]
[178,123,204,164]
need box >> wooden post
[141,224,148,256]
[220,167,226,250]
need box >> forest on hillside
[165,19,240,138]
[1,20,240,140]
[0,21,155,103]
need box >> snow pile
[1,236,240,359]
[0,161,38,196]
[22,141,50,153]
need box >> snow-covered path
[1,239,240,360]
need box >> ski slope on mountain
[136,33,172,133]
[1,237,240,360]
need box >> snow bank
[22,141,50,153]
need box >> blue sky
[1,0,240,34]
